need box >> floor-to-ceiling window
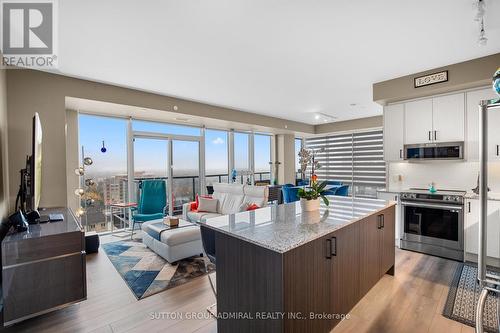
[78,114,128,233]
[233,132,250,183]
[295,137,303,180]
[131,120,202,215]
[305,129,385,198]
[205,129,229,185]
[254,134,271,182]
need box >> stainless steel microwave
[404,142,464,160]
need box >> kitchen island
[202,196,396,333]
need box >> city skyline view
[79,114,273,177]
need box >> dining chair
[334,185,349,196]
[282,184,300,203]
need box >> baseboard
[464,252,500,267]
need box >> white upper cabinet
[405,99,433,144]
[432,93,465,143]
[383,87,492,162]
[404,93,465,145]
[466,88,499,161]
[383,104,405,161]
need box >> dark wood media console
[1,207,86,326]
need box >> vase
[300,198,321,212]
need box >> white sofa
[141,183,268,263]
[182,183,269,223]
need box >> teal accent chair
[131,180,167,239]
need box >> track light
[478,19,487,46]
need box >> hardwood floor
[2,243,473,333]
[333,248,473,333]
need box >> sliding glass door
[132,137,169,215]
[132,134,201,216]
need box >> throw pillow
[198,197,218,213]
[191,194,212,211]
[246,203,260,211]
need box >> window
[132,120,200,136]
[234,132,249,171]
[254,134,271,181]
[295,138,302,179]
[78,114,128,233]
[305,129,385,198]
[205,129,229,184]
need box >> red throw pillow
[246,203,260,211]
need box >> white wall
[388,161,500,192]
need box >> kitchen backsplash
[387,162,500,193]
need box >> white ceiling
[55,0,500,125]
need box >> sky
[79,114,272,177]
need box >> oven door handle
[401,201,463,210]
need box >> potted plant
[297,177,330,211]
[297,147,329,212]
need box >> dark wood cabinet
[359,206,396,297]
[330,222,360,323]
[380,206,396,275]
[283,233,334,333]
[216,204,396,333]
[359,213,382,296]
[1,208,86,326]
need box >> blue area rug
[102,240,214,300]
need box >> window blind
[305,129,385,197]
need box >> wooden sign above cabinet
[414,70,448,88]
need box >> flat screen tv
[30,112,42,212]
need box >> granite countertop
[464,191,500,201]
[377,188,404,194]
[202,196,396,254]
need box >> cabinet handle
[331,237,337,256]
[326,238,332,259]
[468,202,471,213]
[399,149,403,159]
[377,215,382,229]
[428,131,431,141]
[497,145,499,156]
[381,214,385,228]
[434,130,437,141]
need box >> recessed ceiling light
[173,105,179,111]
[314,114,320,120]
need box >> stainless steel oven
[400,189,464,261]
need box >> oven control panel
[400,192,464,204]
[443,195,463,203]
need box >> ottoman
[141,219,203,263]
